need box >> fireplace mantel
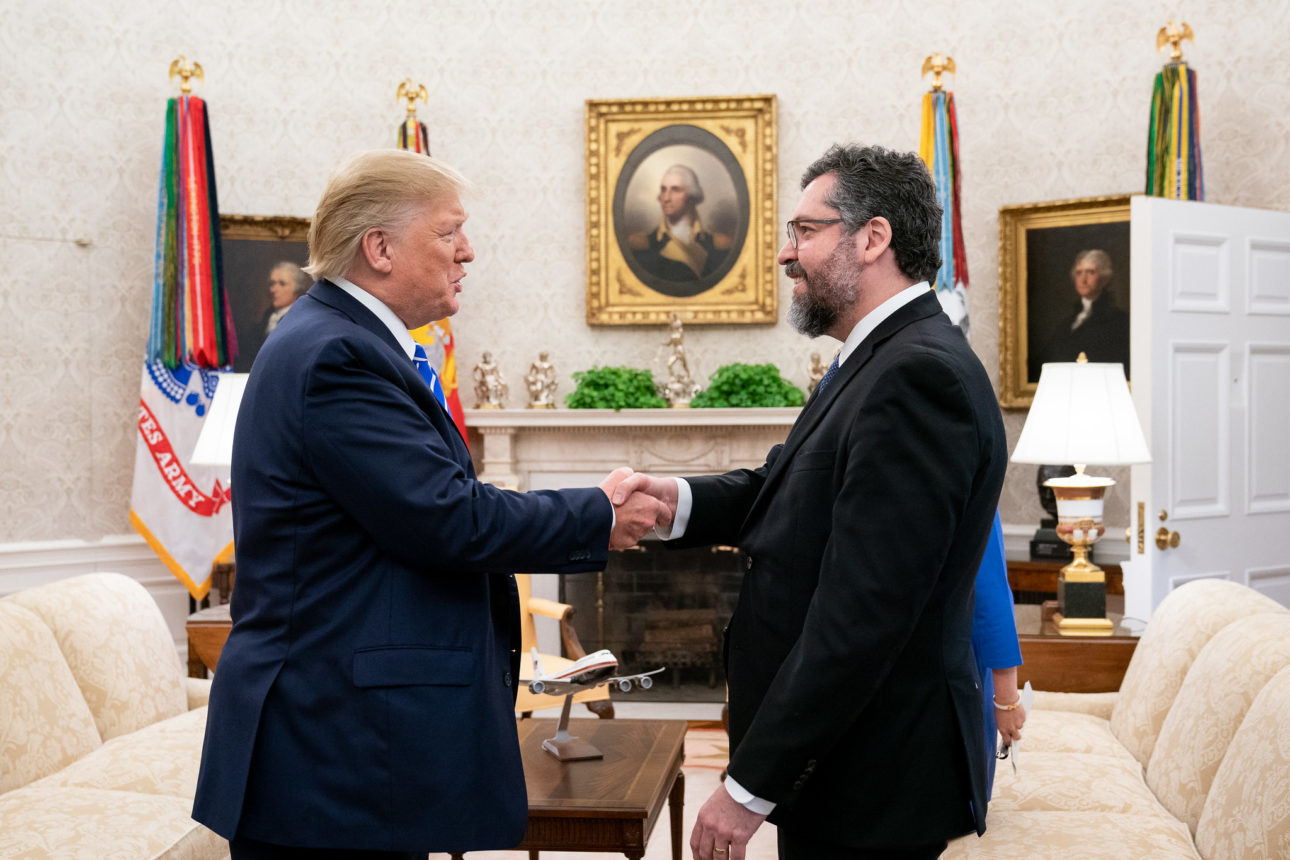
[463,407,799,490]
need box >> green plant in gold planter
[565,366,668,410]
[691,362,805,408]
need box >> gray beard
[786,245,860,338]
[788,291,837,338]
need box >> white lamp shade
[1011,361,1151,466]
[189,373,249,467]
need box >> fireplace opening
[561,542,746,703]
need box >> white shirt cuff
[652,477,691,540]
[723,774,776,815]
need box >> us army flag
[129,361,232,600]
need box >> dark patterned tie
[814,357,840,397]
[412,344,449,411]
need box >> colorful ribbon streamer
[149,95,235,368]
[398,118,431,155]
[1146,63,1204,200]
[918,91,969,292]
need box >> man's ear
[358,227,394,274]
[860,216,893,264]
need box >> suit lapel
[306,280,473,466]
[306,280,407,356]
[740,292,945,530]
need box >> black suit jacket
[193,281,611,852]
[676,291,1005,847]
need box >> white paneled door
[1126,197,1290,619]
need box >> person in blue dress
[972,511,1026,797]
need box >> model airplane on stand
[526,648,666,762]
[527,648,665,697]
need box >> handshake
[598,468,679,550]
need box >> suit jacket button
[504,672,512,687]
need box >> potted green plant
[691,362,805,408]
[565,366,668,410]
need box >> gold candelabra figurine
[524,352,558,409]
[921,53,956,92]
[396,79,429,118]
[472,352,508,409]
[1156,21,1194,63]
[168,56,204,94]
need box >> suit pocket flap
[791,449,837,471]
[353,646,474,688]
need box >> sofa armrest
[1032,689,1118,719]
[186,676,212,709]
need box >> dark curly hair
[801,144,943,286]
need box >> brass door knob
[1155,510,1181,550]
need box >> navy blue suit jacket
[193,281,611,852]
[673,291,1005,847]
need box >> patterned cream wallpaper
[1,0,1287,544]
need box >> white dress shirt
[332,276,417,360]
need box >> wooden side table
[1006,558,1124,597]
[1014,599,1139,693]
[187,603,232,678]
[502,718,687,860]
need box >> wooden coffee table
[489,718,687,860]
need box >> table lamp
[190,373,249,468]
[1011,356,1150,635]
[190,373,249,602]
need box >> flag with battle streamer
[1146,62,1204,200]
[395,81,469,444]
[918,76,972,338]
[130,83,234,601]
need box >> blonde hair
[304,149,470,280]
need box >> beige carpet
[430,726,779,860]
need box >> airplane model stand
[541,692,604,761]
[528,647,665,761]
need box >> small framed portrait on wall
[219,215,311,372]
[998,194,1133,408]
[585,95,777,325]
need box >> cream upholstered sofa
[0,572,228,859]
[944,578,1290,859]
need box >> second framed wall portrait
[998,194,1133,408]
[220,215,311,372]
[585,95,777,325]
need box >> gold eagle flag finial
[396,78,429,119]
[921,53,956,92]
[1156,21,1194,63]
[168,56,204,94]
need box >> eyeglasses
[786,218,844,249]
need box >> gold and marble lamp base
[1047,470,1116,637]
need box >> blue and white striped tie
[412,344,449,412]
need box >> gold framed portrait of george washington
[585,95,777,325]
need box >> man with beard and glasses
[612,144,1006,860]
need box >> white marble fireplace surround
[464,407,799,491]
[464,406,799,655]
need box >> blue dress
[972,512,1022,797]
